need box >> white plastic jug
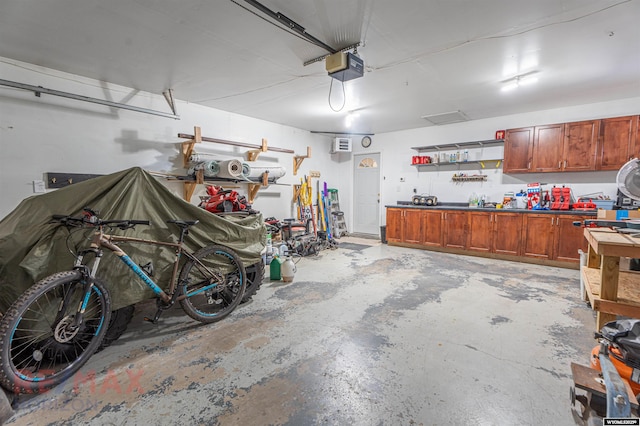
[279,243,288,258]
[282,256,296,282]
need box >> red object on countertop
[572,199,597,210]
[550,186,561,210]
[561,186,571,210]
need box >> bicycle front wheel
[179,245,246,324]
[0,271,111,394]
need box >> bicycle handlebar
[52,214,151,229]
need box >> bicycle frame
[75,225,222,305]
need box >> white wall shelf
[412,159,502,169]
[411,138,504,152]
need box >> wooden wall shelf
[175,126,309,203]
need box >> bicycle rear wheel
[241,261,265,304]
[0,271,111,394]
[178,245,246,324]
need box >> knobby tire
[0,271,111,394]
[178,245,246,324]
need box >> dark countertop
[387,202,598,216]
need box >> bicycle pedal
[143,309,163,324]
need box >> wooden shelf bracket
[181,126,202,167]
[247,138,268,161]
[292,184,302,203]
[293,146,311,176]
[183,168,204,201]
[247,184,261,204]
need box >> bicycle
[0,208,246,394]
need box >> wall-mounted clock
[361,136,372,148]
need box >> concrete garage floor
[4,237,599,425]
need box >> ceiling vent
[421,110,469,126]
[332,137,352,153]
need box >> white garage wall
[348,97,640,227]
[0,57,343,221]
[2,57,638,233]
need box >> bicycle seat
[167,219,200,229]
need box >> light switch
[33,180,46,193]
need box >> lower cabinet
[520,213,587,262]
[423,210,443,246]
[386,208,403,242]
[443,211,468,249]
[386,207,589,265]
[467,211,523,255]
[403,209,424,244]
[554,215,588,262]
[467,212,492,252]
[492,212,523,256]
[386,208,424,244]
[521,214,554,259]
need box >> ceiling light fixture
[345,111,360,128]
[501,71,540,92]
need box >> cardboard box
[597,209,640,220]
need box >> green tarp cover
[0,167,266,312]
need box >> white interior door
[353,153,381,235]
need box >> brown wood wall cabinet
[386,207,590,267]
[597,115,639,170]
[532,123,566,172]
[503,115,637,173]
[502,127,533,173]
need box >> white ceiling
[0,0,639,135]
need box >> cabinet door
[504,127,534,173]
[386,208,403,242]
[532,124,564,172]
[563,120,599,171]
[423,210,443,247]
[492,213,523,256]
[467,212,492,252]
[403,209,423,244]
[521,214,554,259]
[598,115,638,170]
[443,211,468,249]
[553,215,587,263]
[636,115,640,158]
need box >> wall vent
[332,137,352,153]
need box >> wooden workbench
[582,227,640,329]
